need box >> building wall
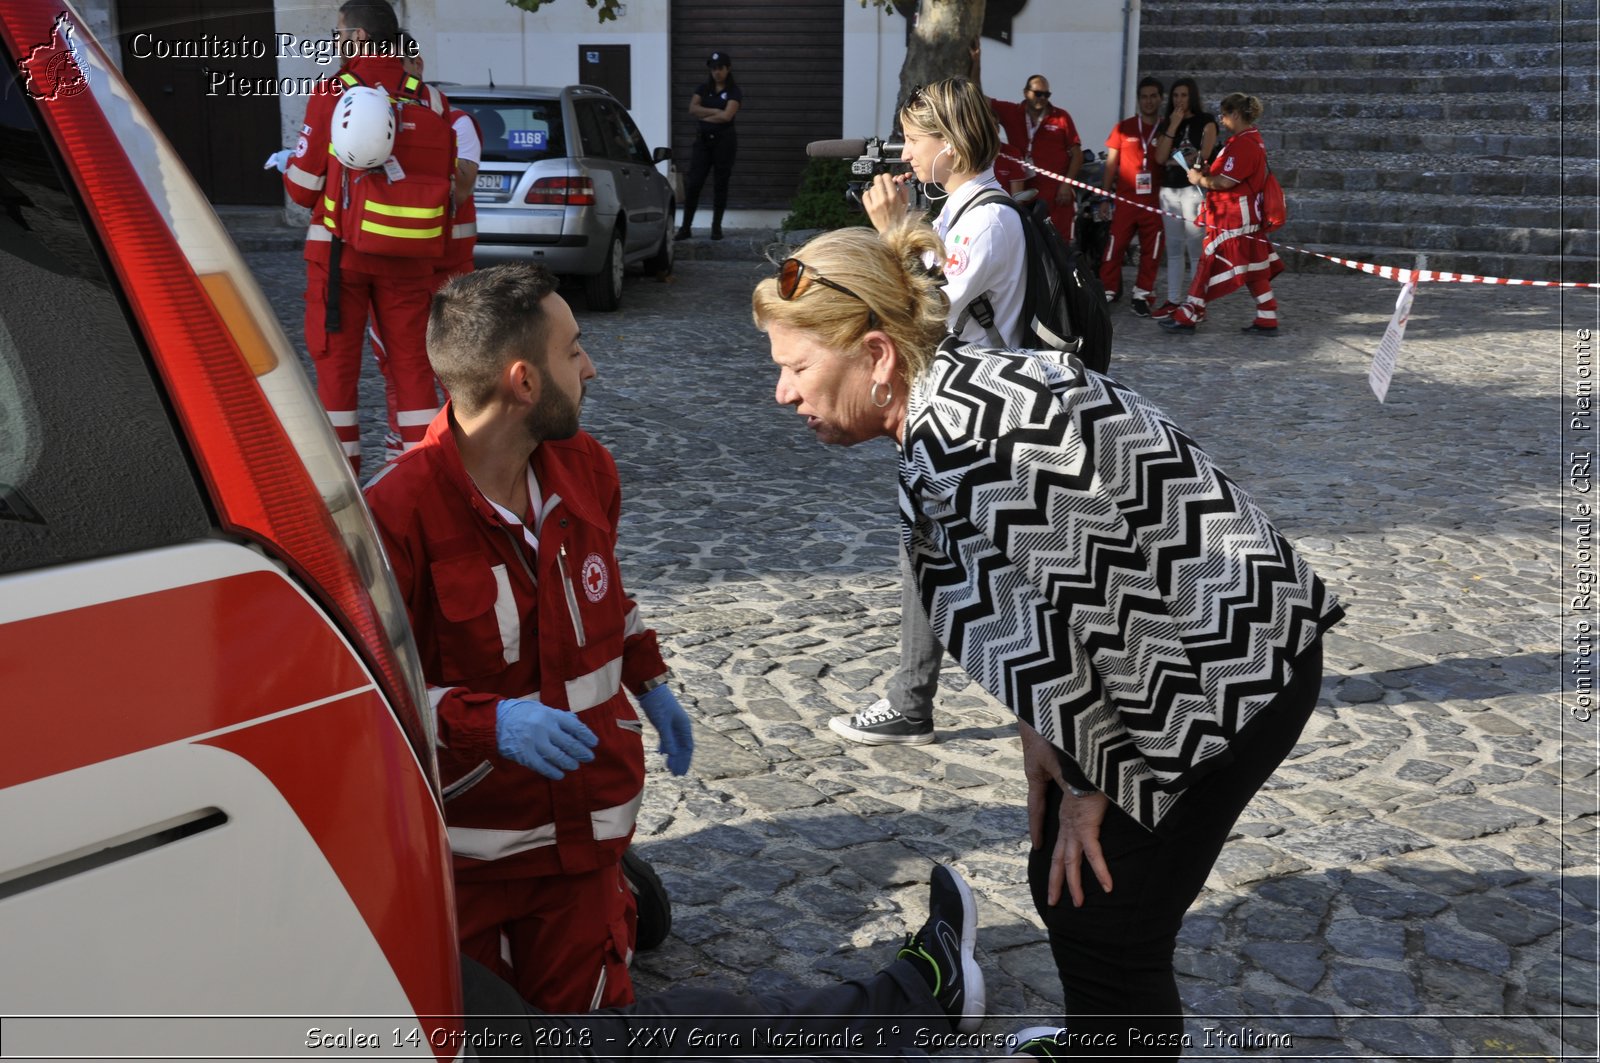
[843,1,1141,164]
[267,0,1134,179]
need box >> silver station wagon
[452,85,675,311]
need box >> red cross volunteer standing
[282,0,455,472]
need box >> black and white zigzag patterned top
[900,340,1344,830]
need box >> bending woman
[1161,92,1283,334]
[753,223,1342,1056]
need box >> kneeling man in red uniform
[365,263,694,1012]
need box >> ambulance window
[0,65,210,576]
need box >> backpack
[334,72,455,258]
[1259,167,1287,233]
[948,189,1114,374]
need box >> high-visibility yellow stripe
[323,195,336,212]
[339,73,358,86]
[322,216,337,230]
[360,219,443,239]
[364,200,446,219]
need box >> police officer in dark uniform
[675,50,742,241]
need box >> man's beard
[526,371,584,443]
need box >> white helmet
[331,86,395,170]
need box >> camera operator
[835,75,1028,749]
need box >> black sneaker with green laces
[898,864,985,1033]
[1009,1026,1068,1058]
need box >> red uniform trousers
[455,861,637,1013]
[371,247,475,464]
[1098,195,1164,299]
[1028,175,1077,243]
[303,255,438,473]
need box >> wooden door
[116,0,282,205]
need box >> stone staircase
[1138,0,1598,282]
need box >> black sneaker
[1130,298,1150,317]
[1009,1027,1068,1058]
[828,699,935,745]
[673,227,692,241]
[711,225,724,240]
[899,864,985,1033]
[621,848,671,952]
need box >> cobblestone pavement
[245,242,1597,1060]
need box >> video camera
[805,137,921,211]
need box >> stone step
[1262,124,1564,157]
[1275,218,1590,258]
[1141,20,1589,49]
[1266,93,1593,124]
[1284,190,1599,232]
[1141,0,1577,26]
[1279,245,1594,284]
[1139,68,1592,96]
[1273,151,1597,198]
[1142,43,1561,73]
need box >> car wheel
[585,230,624,311]
[642,207,675,276]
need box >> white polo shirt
[934,169,1028,347]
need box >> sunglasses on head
[777,258,879,328]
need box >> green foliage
[781,158,871,233]
[503,0,622,22]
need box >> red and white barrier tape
[1001,151,1599,290]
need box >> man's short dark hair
[428,264,560,415]
[339,0,399,51]
[1138,76,1165,96]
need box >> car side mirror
[653,146,671,163]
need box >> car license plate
[475,173,512,194]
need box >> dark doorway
[670,0,844,211]
[579,44,631,109]
[115,0,282,205]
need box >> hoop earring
[870,381,893,408]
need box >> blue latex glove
[638,686,694,777]
[263,149,292,173]
[495,697,598,780]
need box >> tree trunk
[894,0,988,126]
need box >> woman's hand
[1053,788,1112,908]
[1020,721,1113,908]
[861,172,911,233]
[1186,165,1204,188]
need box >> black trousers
[460,955,949,1060]
[681,128,737,229]
[1028,640,1324,1060]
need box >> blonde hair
[1218,92,1264,124]
[752,224,950,390]
[898,77,1000,175]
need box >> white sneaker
[827,698,935,745]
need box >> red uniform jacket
[1200,127,1269,233]
[364,408,666,882]
[990,98,1080,182]
[282,54,444,278]
[1105,115,1162,200]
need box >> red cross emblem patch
[582,553,609,602]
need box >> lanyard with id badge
[1134,118,1157,196]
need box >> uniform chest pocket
[431,556,521,681]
